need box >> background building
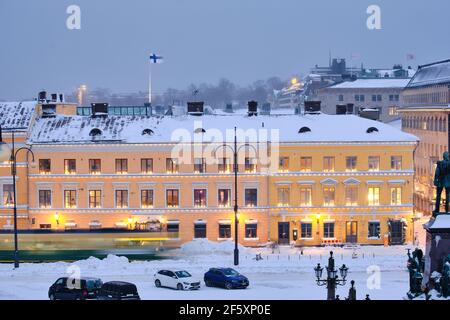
[316,78,411,122]
[399,59,450,216]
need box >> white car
[153,270,201,290]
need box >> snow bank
[178,239,249,255]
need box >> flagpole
[148,60,152,104]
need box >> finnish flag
[150,53,164,64]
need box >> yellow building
[1,101,418,246]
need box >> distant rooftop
[0,101,36,130]
[327,79,411,89]
[406,59,450,88]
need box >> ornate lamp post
[314,251,349,300]
[214,127,256,266]
[0,126,35,268]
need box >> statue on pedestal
[433,151,450,215]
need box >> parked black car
[97,281,141,300]
[48,277,103,300]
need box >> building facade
[315,79,411,123]
[399,59,450,217]
[0,100,418,246]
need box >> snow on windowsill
[244,237,259,241]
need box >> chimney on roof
[91,103,109,118]
[187,101,204,116]
[260,102,271,115]
[38,91,47,103]
[247,100,258,116]
[358,107,380,121]
[225,103,233,113]
[304,101,321,114]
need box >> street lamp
[314,251,349,300]
[213,126,257,266]
[0,126,35,268]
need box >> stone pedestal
[422,214,450,286]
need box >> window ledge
[244,237,259,241]
[217,238,233,241]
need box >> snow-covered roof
[407,59,450,88]
[327,79,411,89]
[0,101,37,130]
[425,214,450,230]
[28,112,418,145]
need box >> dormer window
[194,128,206,134]
[142,128,154,136]
[89,128,102,137]
[298,127,311,133]
[366,127,379,133]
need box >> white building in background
[315,78,412,123]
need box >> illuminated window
[166,158,179,174]
[346,156,357,172]
[301,223,312,238]
[64,159,76,174]
[245,157,257,173]
[277,187,290,206]
[141,189,154,208]
[141,158,153,174]
[218,189,231,207]
[299,187,312,206]
[323,157,335,172]
[64,190,77,208]
[2,184,14,206]
[218,158,232,173]
[323,186,335,206]
[38,190,52,208]
[324,223,335,238]
[245,188,257,207]
[39,159,51,174]
[300,157,312,172]
[194,158,206,173]
[368,187,380,206]
[115,190,128,208]
[89,190,101,208]
[345,186,358,206]
[368,156,380,171]
[166,189,179,207]
[391,156,402,170]
[391,187,402,205]
[115,159,128,174]
[279,157,289,172]
[89,159,101,174]
[194,189,207,207]
[245,224,258,238]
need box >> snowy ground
[0,219,428,300]
[0,242,420,300]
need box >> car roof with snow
[27,112,418,145]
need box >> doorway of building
[278,222,290,245]
[389,220,405,245]
[346,221,358,243]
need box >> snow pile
[178,239,249,255]
[73,254,130,271]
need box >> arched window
[89,128,102,137]
[142,128,154,136]
[298,127,311,133]
[194,128,206,134]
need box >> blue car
[204,268,249,289]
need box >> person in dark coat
[434,151,450,214]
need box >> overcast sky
[0,0,449,100]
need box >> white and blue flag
[149,53,164,64]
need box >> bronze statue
[433,151,450,214]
